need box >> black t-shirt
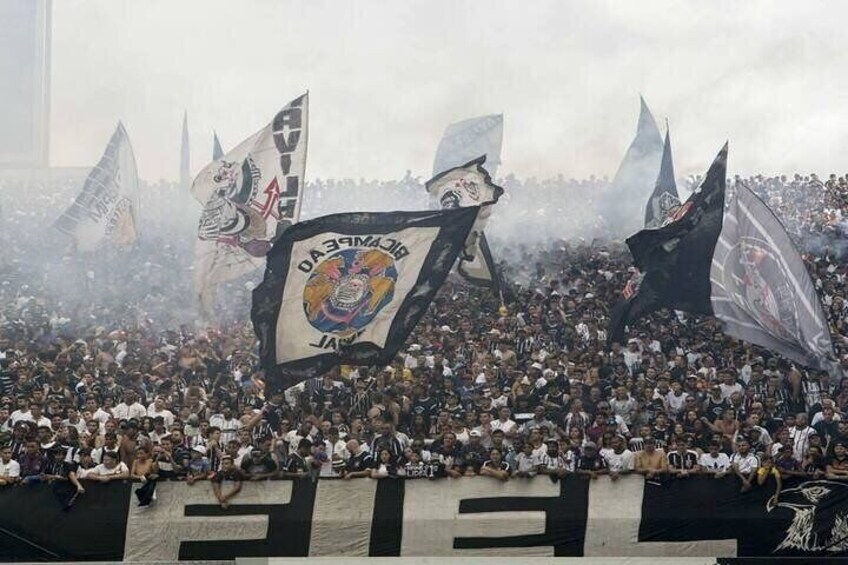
[212,467,244,483]
[412,397,439,425]
[313,386,342,411]
[482,460,510,473]
[285,453,310,474]
[154,452,176,478]
[240,454,278,476]
[46,459,78,479]
[403,462,434,479]
[346,451,374,473]
[459,444,487,470]
[650,426,670,446]
[705,397,728,422]
[668,450,699,470]
[576,454,607,471]
[262,403,287,430]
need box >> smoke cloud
[47,0,848,184]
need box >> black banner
[641,477,848,557]
[0,481,129,561]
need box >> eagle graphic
[302,250,396,333]
[303,255,344,321]
[351,249,395,313]
[767,480,848,553]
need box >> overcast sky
[50,0,848,183]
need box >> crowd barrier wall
[1,475,846,561]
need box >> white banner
[54,122,139,251]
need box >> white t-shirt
[209,415,241,445]
[491,419,517,447]
[113,402,147,421]
[514,452,538,474]
[730,452,759,474]
[601,448,635,472]
[0,459,21,479]
[85,462,129,477]
[91,408,112,425]
[790,426,816,462]
[666,392,687,416]
[11,411,52,428]
[699,452,731,472]
[321,439,350,477]
[719,382,744,402]
[147,406,175,427]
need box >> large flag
[609,143,727,344]
[644,127,681,228]
[711,182,836,371]
[212,131,223,161]
[180,111,190,191]
[607,96,664,235]
[54,122,139,251]
[433,114,503,177]
[425,156,504,290]
[251,206,480,387]
[192,93,309,311]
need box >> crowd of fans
[1,171,848,509]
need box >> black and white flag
[644,127,680,228]
[54,122,139,251]
[251,207,480,387]
[609,143,728,344]
[192,93,308,311]
[711,182,836,371]
[433,114,503,177]
[425,156,504,289]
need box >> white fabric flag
[192,93,308,310]
[425,156,503,275]
[54,122,139,251]
[433,114,503,177]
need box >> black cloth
[610,144,727,342]
[135,478,157,507]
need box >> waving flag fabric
[252,207,479,387]
[192,93,309,311]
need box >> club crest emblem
[658,192,683,226]
[723,237,799,342]
[302,248,398,337]
[439,177,480,209]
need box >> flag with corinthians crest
[252,206,480,387]
[425,155,504,291]
[192,93,308,313]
